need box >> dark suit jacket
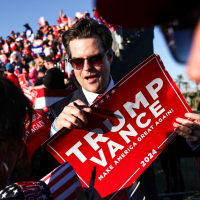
[48,86,159,200]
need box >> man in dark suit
[48,19,200,200]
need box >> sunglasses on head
[68,50,109,70]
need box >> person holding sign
[47,19,200,200]
[0,76,103,200]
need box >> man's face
[70,35,112,94]
[44,60,48,69]
[12,56,17,62]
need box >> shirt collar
[82,75,115,106]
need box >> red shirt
[6,74,20,88]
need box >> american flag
[41,162,82,200]
[68,17,73,28]
[39,17,46,27]
[75,12,85,19]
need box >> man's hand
[173,113,200,145]
[55,100,92,131]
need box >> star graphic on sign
[43,194,47,199]
[13,189,18,195]
[111,89,115,94]
[100,99,104,104]
[0,191,3,194]
[106,94,110,99]
[8,187,14,191]
[2,192,7,198]
[94,104,98,108]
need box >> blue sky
[153,26,195,87]
[0,0,195,88]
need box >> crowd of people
[0,8,110,91]
[0,8,110,200]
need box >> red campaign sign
[18,74,38,107]
[18,73,28,87]
[43,54,192,199]
[24,110,51,159]
[33,39,43,47]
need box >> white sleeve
[50,126,58,137]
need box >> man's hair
[13,54,18,60]
[62,18,113,58]
[8,68,14,73]
[43,41,49,47]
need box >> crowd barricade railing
[154,157,200,199]
[34,85,76,110]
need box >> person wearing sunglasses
[95,0,200,198]
[44,3,200,200]
[49,19,114,134]
[95,0,200,141]
[96,0,200,81]
[44,18,159,200]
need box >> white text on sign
[66,78,165,167]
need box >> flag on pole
[93,16,103,24]
[68,17,73,28]
[39,17,46,27]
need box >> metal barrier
[154,157,200,199]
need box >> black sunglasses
[68,50,109,70]
[160,7,200,63]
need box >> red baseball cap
[42,106,49,113]
[11,45,17,51]
[55,54,60,59]
[25,50,31,54]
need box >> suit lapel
[69,86,88,105]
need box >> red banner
[33,39,43,47]
[43,54,192,198]
[24,110,51,159]
[18,74,38,107]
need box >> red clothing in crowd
[6,74,20,88]
[94,10,103,23]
